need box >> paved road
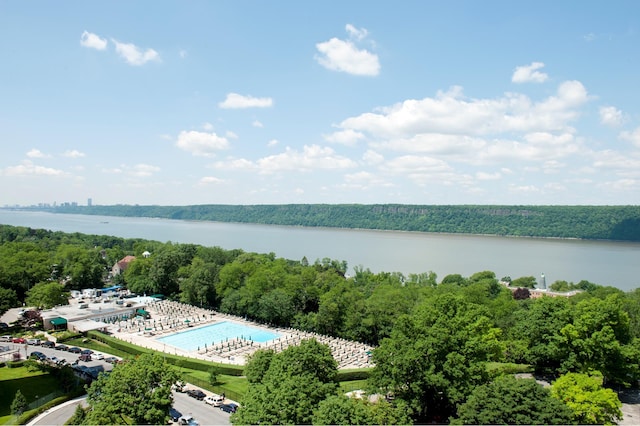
[173,390,232,426]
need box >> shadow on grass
[0,373,59,417]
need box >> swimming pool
[157,321,281,351]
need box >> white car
[204,394,224,406]
[92,353,104,360]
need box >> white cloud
[80,31,108,50]
[362,150,384,165]
[214,145,357,174]
[219,93,273,109]
[512,62,549,83]
[476,171,501,180]
[599,106,624,127]
[619,127,640,147]
[26,149,48,158]
[255,145,357,174]
[176,130,230,157]
[340,81,588,141]
[199,176,225,185]
[252,120,264,128]
[324,129,366,146]
[267,139,279,147]
[345,24,368,41]
[202,122,214,131]
[130,164,160,177]
[343,171,391,189]
[63,150,86,158]
[225,131,238,139]
[112,39,160,66]
[315,26,380,77]
[3,160,66,176]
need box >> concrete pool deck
[107,300,374,369]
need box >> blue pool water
[157,321,281,351]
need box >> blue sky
[1,1,639,206]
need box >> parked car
[186,389,206,400]
[0,322,8,329]
[92,353,104,360]
[172,381,187,392]
[80,349,94,355]
[0,335,11,342]
[29,351,46,360]
[12,337,26,344]
[49,356,60,364]
[55,344,68,351]
[78,353,92,362]
[168,408,182,422]
[40,340,55,348]
[26,338,41,345]
[219,403,238,413]
[68,347,82,353]
[178,415,198,425]
[104,356,119,364]
[204,394,224,406]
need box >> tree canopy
[84,353,179,425]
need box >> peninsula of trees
[24,203,640,241]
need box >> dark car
[68,346,82,353]
[219,403,238,413]
[80,349,94,355]
[186,389,206,400]
[168,408,182,422]
[40,340,55,348]
[29,351,46,360]
[55,344,68,351]
[104,356,119,364]
[78,353,92,362]
[0,322,8,328]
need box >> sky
[1,1,639,207]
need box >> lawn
[0,366,60,417]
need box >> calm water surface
[1,210,638,291]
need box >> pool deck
[107,299,374,369]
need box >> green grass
[339,379,369,393]
[0,366,60,417]
[64,337,133,359]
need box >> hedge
[87,331,245,376]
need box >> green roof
[50,317,67,326]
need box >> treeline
[28,203,640,241]
[2,224,640,423]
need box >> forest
[21,203,640,241]
[1,223,639,424]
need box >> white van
[204,394,224,406]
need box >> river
[1,209,639,291]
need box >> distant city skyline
[1,1,639,206]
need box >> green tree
[0,287,18,315]
[550,372,622,425]
[233,339,338,425]
[313,395,411,425]
[84,353,179,425]
[511,276,538,288]
[67,404,87,425]
[11,389,27,416]
[369,293,503,422]
[453,375,573,425]
[244,349,275,384]
[26,282,70,309]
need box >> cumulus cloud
[315,24,380,76]
[267,139,279,147]
[214,145,357,174]
[362,150,384,165]
[176,130,230,157]
[112,39,160,66]
[324,129,366,146]
[619,127,640,147]
[599,106,624,127]
[63,150,85,158]
[340,81,588,140]
[80,31,108,50]
[252,120,264,128]
[219,93,273,109]
[26,149,48,158]
[512,62,549,83]
[3,160,66,176]
[130,164,160,177]
[199,176,225,185]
